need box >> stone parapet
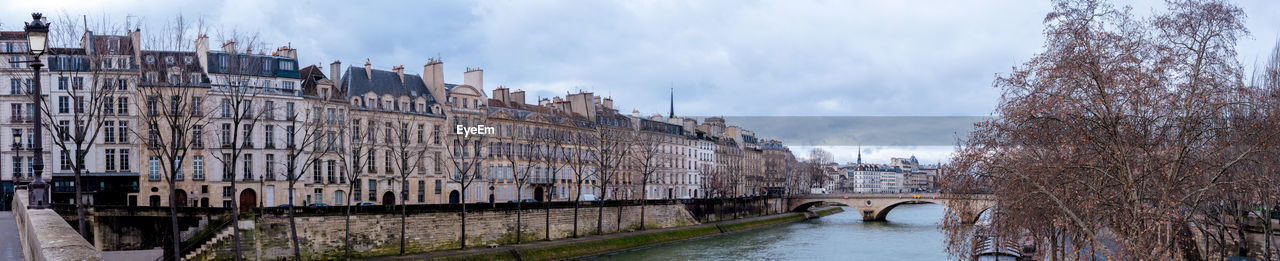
[12,189,103,261]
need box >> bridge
[787,193,996,223]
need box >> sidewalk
[0,211,26,261]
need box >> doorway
[381,191,395,206]
[239,189,257,214]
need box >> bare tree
[274,103,328,261]
[591,120,631,235]
[565,128,595,237]
[627,133,662,230]
[386,113,432,254]
[495,121,536,243]
[533,124,569,240]
[336,113,372,259]
[940,0,1264,259]
[444,114,488,249]
[131,14,211,261]
[205,31,266,261]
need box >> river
[594,204,950,260]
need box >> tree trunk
[544,188,551,241]
[460,187,468,249]
[344,193,352,260]
[400,195,406,255]
[288,192,300,261]
[75,170,85,241]
[573,182,581,238]
[516,185,523,244]
[640,182,646,230]
[596,186,605,235]
[169,185,181,261]
[230,177,241,261]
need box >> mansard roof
[341,66,436,105]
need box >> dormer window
[145,55,155,64]
[183,56,193,65]
[165,56,175,65]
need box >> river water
[595,204,950,260]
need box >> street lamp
[24,12,50,209]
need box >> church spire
[856,145,862,165]
[669,86,675,119]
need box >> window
[418,124,425,144]
[118,97,129,115]
[223,186,233,198]
[191,128,203,148]
[175,156,184,180]
[434,180,442,194]
[104,121,115,143]
[314,160,322,183]
[220,99,231,118]
[261,154,273,181]
[58,96,69,114]
[148,156,160,180]
[119,149,130,172]
[368,179,377,202]
[418,180,426,202]
[60,150,72,170]
[58,77,68,90]
[327,160,336,183]
[193,156,204,180]
[242,154,254,181]
[385,150,393,173]
[220,123,233,147]
[265,125,275,148]
[12,156,21,178]
[57,121,69,141]
[72,77,84,90]
[242,125,253,147]
[353,180,362,201]
[286,125,296,147]
[74,96,85,113]
[188,96,200,115]
[117,121,129,143]
[285,102,295,119]
[264,101,275,120]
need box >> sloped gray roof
[341,66,436,105]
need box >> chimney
[195,34,209,73]
[603,97,613,109]
[276,45,297,59]
[511,90,526,105]
[364,59,372,78]
[330,60,341,81]
[539,98,550,106]
[464,67,483,93]
[493,87,510,103]
[566,92,596,120]
[392,65,405,82]
[221,39,236,53]
[422,58,445,104]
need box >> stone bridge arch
[788,193,995,224]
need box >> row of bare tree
[940,0,1280,260]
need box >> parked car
[520,199,538,203]
[579,194,598,201]
[678,196,692,199]
[308,203,329,207]
[356,202,376,206]
[276,204,293,208]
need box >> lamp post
[24,12,50,209]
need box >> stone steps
[181,220,253,261]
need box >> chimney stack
[195,34,209,73]
[364,59,372,78]
[392,65,405,82]
[221,40,236,53]
[330,60,342,81]
[511,90,526,105]
[464,67,484,93]
[493,87,510,104]
[422,58,446,104]
[603,97,613,109]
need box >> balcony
[9,115,33,123]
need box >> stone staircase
[182,220,252,261]
[180,217,210,241]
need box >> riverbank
[368,206,845,261]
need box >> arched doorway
[175,189,188,207]
[533,187,544,202]
[239,189,257,214]
[449,190,460,204]
[381,191,395,206]
[200,198,209,208]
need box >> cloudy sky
[3,0,1277,164]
